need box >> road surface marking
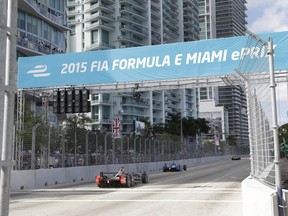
[11,199,241,203]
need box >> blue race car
[163,162,187,172]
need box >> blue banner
[18,31,288,89]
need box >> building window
[102,30,109,44]
[18,10,26,30]
[92,30,98,43]
[208,86,212,99]
[200,87,208,100]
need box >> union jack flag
[113,118,121,138]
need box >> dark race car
[163,162,187,172]
[231,156,241,160]
[95,168,149,188]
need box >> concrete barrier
[10,155,230,191]
[242,177,279,216]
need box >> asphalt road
[9,158,250,216]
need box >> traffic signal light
[52,90,60,114]
[52,89,90,114]
[59,90,66,114]
[81,89,90,113]
[66,89,74,113]
[133,92,141,102]
[74,89,81,113]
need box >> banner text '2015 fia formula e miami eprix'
[18,31,288,89]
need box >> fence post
[127,137,130,164]
[104,133,110,164]
[120,136,123,164]
[61,133,65,168]
[95,132,98,165]
[144,138,148,162]
[47,125,51,168]
[31,123,41,170]
[85,131,91,166]
[268,37,283,216]
[134,136,139,159]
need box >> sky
[246,0,288,34]
[246,0,288,125]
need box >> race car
[95,168,149,188]
[163,162,187,172]
[231,156,241,160]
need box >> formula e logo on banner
[27,65,50,78]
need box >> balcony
[163,31,179,41]
[19,0,70,31]
[151,32,161,43]
[121,99,150,108]
[85,0,114,3]
[183,4,194,13]
[151,10,161,19]
[17,30,65,56]
[67,9,81,16]
[117,35,145,46]
[68,18,81,25]
[120,6,148,21]
[85,20,115,31]
[119,25,148,38]
[90,99,113,105]
[85,11,115,22]
[119,0,148,12]
[85,2,115,14]
[153,102,162,110]
[85,40,116,51]
[117,15,145,27]
[67,0,81,7]
[151,1,160,10]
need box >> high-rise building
[14,0,70,170]
[217,85,249,146]
[67,0,199,52]
[198,0,247,40]
[16,0,69,122]
[198,85,249,146]
[215,0,247,38]
[17,0,69,57]
[66,0,200,136]
[198,0,249,146]
[198,0,216,40]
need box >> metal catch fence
[14,122,242,170]
[236,30,284,188]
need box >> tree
[18,109,50,152]
[279,123,288,158]
[195,118,210,134]
[165,112,181,136]
[137,117,153,138]
[163,112,210,139]
[279,123,288,143]
[226,135,237,146]
[63,113,92,154]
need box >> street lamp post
[180,110,191,151]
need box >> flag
[113,118,121,138]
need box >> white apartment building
[67,0,199,52]
[198,86,229,142]
[199,85,249,146]
[66,0,200,134]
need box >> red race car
[95,167,149,188]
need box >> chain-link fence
[14,122,243,170]
[236,31,283,188]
